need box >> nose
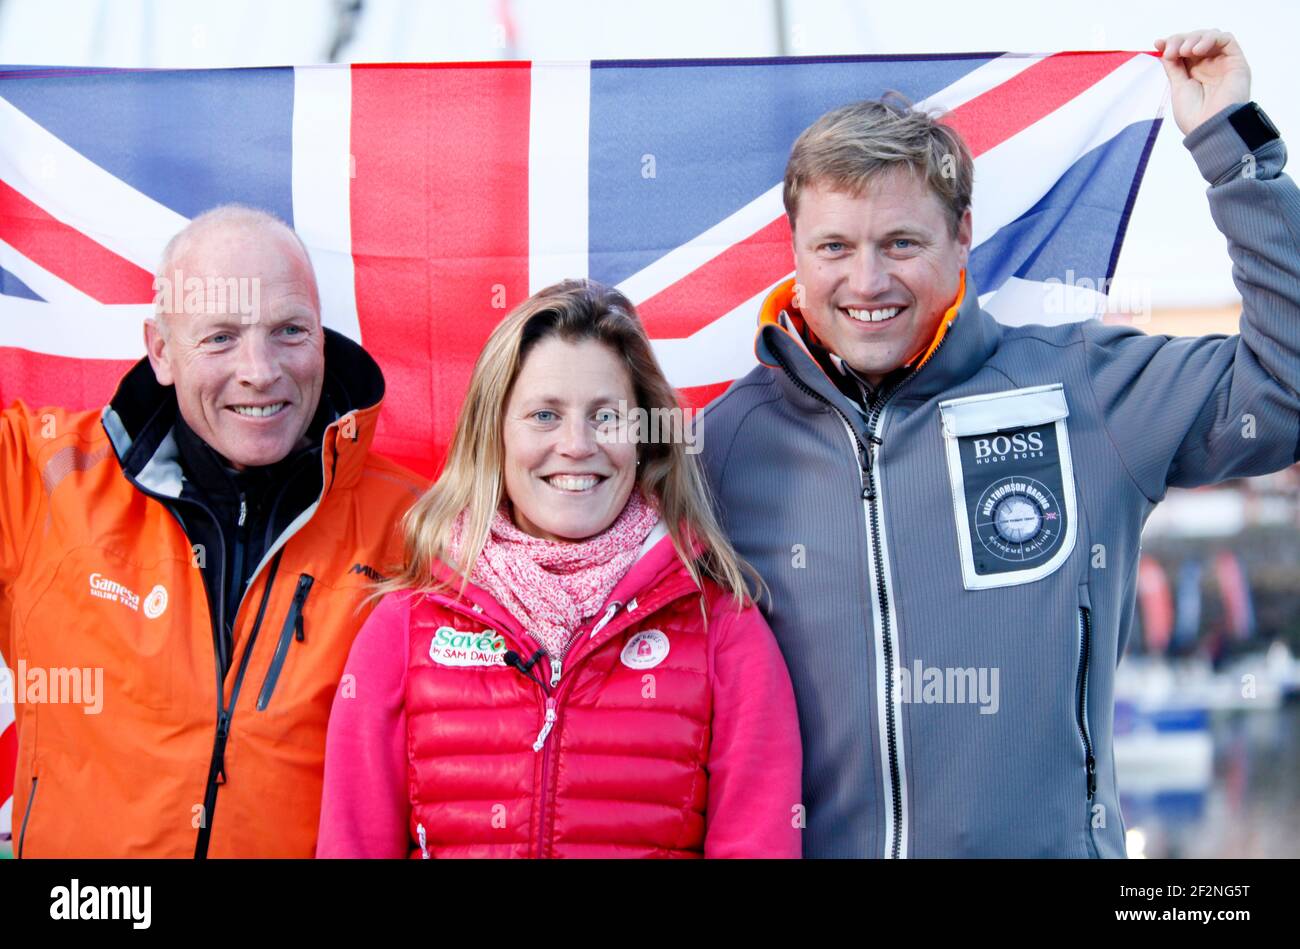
[847,249,893,300]
[555,414,598,459]
[235,332,278,389]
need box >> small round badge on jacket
[143,584,169,620]
[621,630,670,669]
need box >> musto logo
[429,626,507,668]
[88,573,141,612]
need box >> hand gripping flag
[0,51,1168,833]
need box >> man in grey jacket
[701,30,1299,857]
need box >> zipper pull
[237,495,247,528]
[293,574,314,642]
[532,698,558,752]
[416,822,430,859]
[214,711,231,785]
[549,657,562,689]
[1086,754,1097,800]
[589,601,621,639]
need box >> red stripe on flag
[0,348,131,411]
[636,216,792,340]
[678,380,731,411]
[0,722,14,807]
[639,51,1139,367]
[0,180,154,304]
[943,51,1138,158]
[350,64,532,477]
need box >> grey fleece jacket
[700,103,1300,858]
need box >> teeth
[547,475,600,492]
[846,307,901,323]
[232,402,286,418]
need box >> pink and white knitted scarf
[448,490,660,658]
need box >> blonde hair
[377,278,761,607]
[784,95,973,236]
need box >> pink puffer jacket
[317,529,802,858]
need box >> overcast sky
[1,0,1294,308]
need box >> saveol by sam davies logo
[429,626,508,668]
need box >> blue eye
[208,333,233,345]
[533,409,558,423]
[893,238,915,250]
[594,408,619,424]
[823,242,845,253]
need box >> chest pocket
[938,383,1078,590]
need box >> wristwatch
[1229,102,1280,151]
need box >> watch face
[1230,102,1280,150]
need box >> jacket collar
[754,270,1000,414]
[101,327,387,500]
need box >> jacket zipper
[17,776,37,858]
[532,602,622,858]
[1076,606,1096,800]
[428,584,694,859]
[194,550,285,858]
[863,391,908,860]
[256,574,316,710]
[768,343,943,860]
[114,420,342,859]
[541,600,620,686]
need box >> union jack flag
[0,51,1168,841]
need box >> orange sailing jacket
[0,330,424,857]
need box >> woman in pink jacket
[317,279,801,859]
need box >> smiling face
[792,170,971,386]
[144,224,325,470]
[502,336,639,543]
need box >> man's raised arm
[1084,30,1300,498]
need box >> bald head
[144,205,327,470]
[153,205,320,337]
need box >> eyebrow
[810,230,853,242]
[526,395,627,409]
[186,313,313,336]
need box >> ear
[789,222,802,291]
[143,319,175,386]
[955,207,973,268]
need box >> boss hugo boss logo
[939,384,1078,590]
[971,429,1044,462]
